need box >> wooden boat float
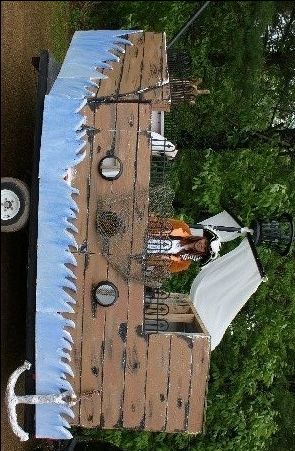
[69,30,210,435]
[6,30,210,441]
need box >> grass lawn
[49,0,71,62]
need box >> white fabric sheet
[190,238,263,351]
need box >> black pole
[189,224,248,233]
[167,1,211,50]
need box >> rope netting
[96,185,176,287]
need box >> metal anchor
[6,361,76,441]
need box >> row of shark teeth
[35,31,138,439]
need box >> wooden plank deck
[166,335,192,432]
[92,32,170,110]
[122,103,151,429]
[66,31,209,435]
[140,32,170,110]
[188,336,210,433]
[100,102,141,429]
[144,334,171,431]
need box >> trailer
[5,30,211,443]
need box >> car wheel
[1,177,30,232]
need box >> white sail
[190,238,264,351]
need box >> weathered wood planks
[78,103,117,427]
[166,335,192,432]
[122,103,150,429]
[100,266,128,429]
[144,334,171,431]
[91,31,170,109]
[77,101,153,429]
[140,32,170,110]
[119,33,145,96]
[187,336,210,433]
[66,31,209,435]
[79,253,107,427]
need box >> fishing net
[96,184,176,287]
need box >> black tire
[1,177,30,232]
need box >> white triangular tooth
[59,414,71,429]
[64,318,75,329]
[85,87,97,96]
[74,149,87,164]
[71,187,79,195]
[62,289,76,303]
[64,303,75,314]
[64,229,78,247]
[112,44,125,53]
[115,37,132,46]
[63,329,74,342]
[66,208,77,219]
[86,78,99,86]
[105,52,120,62]
[74,139,86,156]
[64,251,77,266]
[60,361,74,378]
[65,221,78,234]
[65,266,76,280]
[57,348,71,361]
[75,116,86,131]
[76,130,87,140]
[60,405,76,419]
[62,340,72,352]
[75,98,87,113]
[96,62,113,70]
[62,293,76,305]
[90,71,108,80]
[109,50,121,61]
[63,278,76,292]
[56,426,73,440]
[59,379,74,392]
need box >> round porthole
[94,281,119,307]
[98,156,123,180]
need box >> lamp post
[250,213,294,256]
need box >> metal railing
[150,136,176,186]
[144,289,194,333]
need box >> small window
[98,156,123,180]
[94,281,119,307]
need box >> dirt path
[1,2,56,449]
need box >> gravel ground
[1,2,55,450]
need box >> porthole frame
[98,155,123,181]
[94,281,119,307]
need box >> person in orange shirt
[147,216,221,273]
